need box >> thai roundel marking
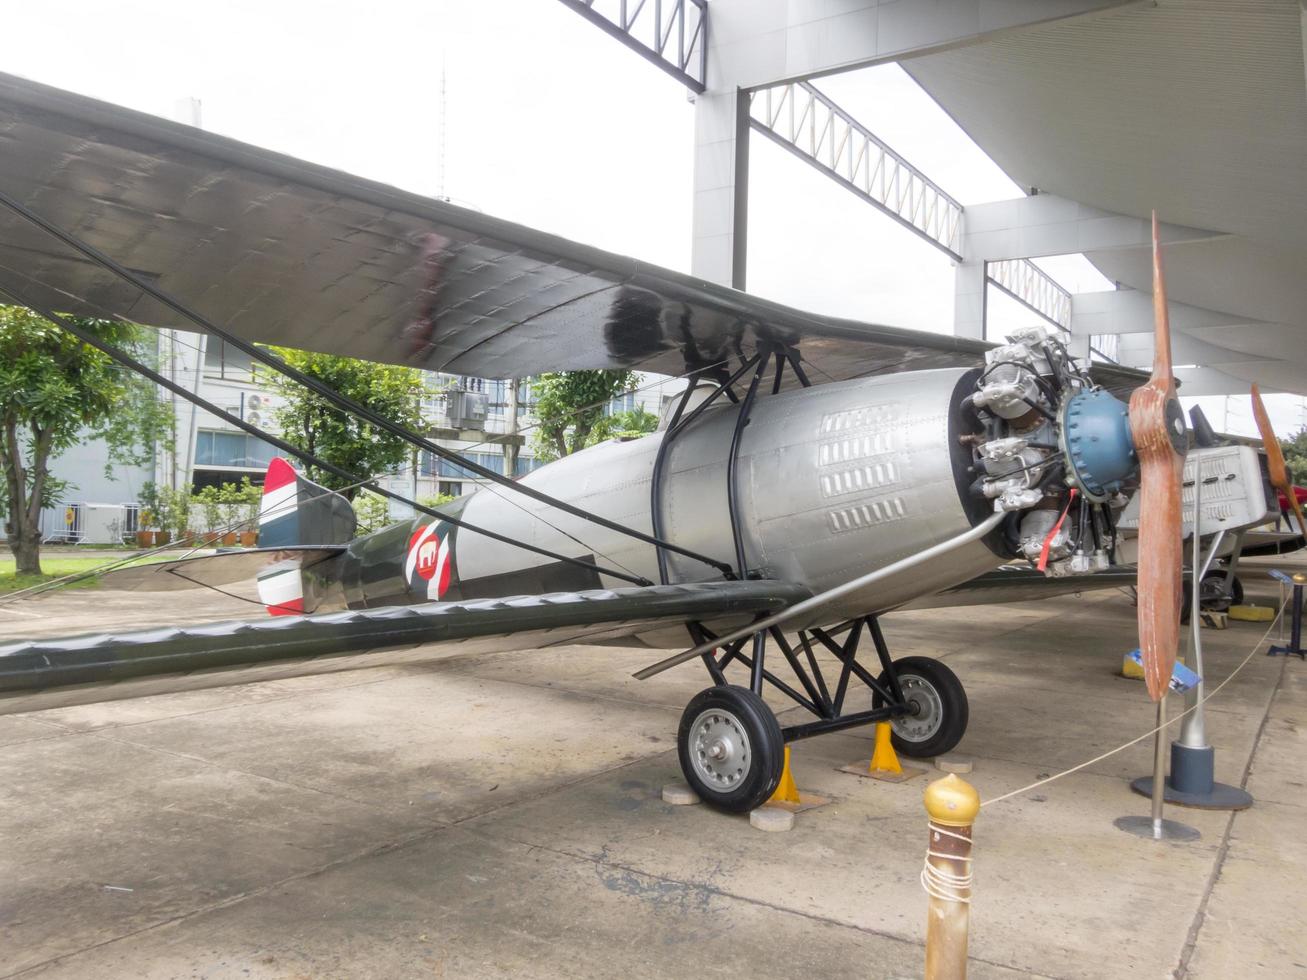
[405,522,454,600]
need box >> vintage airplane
[0,71,1205,812]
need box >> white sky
[2,0,1301,438]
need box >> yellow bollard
[868,721,903,775]
[922,773,979,980]
[769,745,801,805]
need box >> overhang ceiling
[904,0,1307,394]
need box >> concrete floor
[1,561,1305,978]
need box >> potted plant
[168,486,192,545]
[197,485,223,544]
[217,482,242,546]
[136,482,161,548]
[237,477,261,547]
[135,510,156,548]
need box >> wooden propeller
[1250,383,1307,536]
[1128,212,1187,702]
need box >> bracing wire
[0,281,655,588]
[0,189,736,577]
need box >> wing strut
[0,189,738,581]
[0,284,654,588]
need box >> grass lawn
[0,554,166,593]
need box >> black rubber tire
[872,656,968,759]
[1201,570,1243,608]
[1185,572,1245,622]
[677,685,784,813]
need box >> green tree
[1281,427,1307,484]
[0,307,173,575]
[530,370,640,462]
[265,347,429,500]
[586,407,659,446]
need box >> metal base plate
[838,761,928,783]
[1130,776,1254,811]
[762,792,830,814]
[1114,815,1202,841]
[1268,645,1307,659]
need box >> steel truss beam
[985,257,1073,335]
[555,0,707,92]
[748,80,964,259]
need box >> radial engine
[966,327,1144,577]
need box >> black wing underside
[901,565,1139,610]
[0,72,1143,396]
[0,581,809,716]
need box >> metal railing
[556,0,707,92]
[748,80,964,259]
[985,258,1072,334]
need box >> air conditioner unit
[447,390,489,429]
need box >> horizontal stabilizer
[93,546,344,592]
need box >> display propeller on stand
[1250,383,1307,537]
[1129,211,1189,703]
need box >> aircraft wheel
[1184,572,1245,621]
[677,685,784,813]
[873,657,968,759]
[1201,570,1243,609]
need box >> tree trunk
[2,416,42,576]
[8,527,42,576]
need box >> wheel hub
[688,708,753,790]
[891,674,944,743]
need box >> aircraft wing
[0,580,809,716]
[0,72,1143,396]
[901,565,1138,610]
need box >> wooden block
[1200,610,1229,630]
[1229,604,1275,622]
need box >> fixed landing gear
[872,656,968,759]
[678,685,785,812]
[1181,569,1245,622]
[673,616,969,812]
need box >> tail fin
[258,458,356,548]
[257,459,356,616]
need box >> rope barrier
[981,595,1288,808]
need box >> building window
[514,455,546,477]
[195,429,279,469]
[606,391,637,415]
[204,338,256,382]
[419,449,506,478]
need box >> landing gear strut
[673,615,969,812]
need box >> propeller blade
[1128,211,1186,702]
[1251,383,1307,535]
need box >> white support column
[691,89,750,288]
[953,261,987,341]
[1064,329,1091,360]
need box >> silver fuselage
[358,368,1002,642]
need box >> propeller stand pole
[1130,457,1253,811]
[1149,698,1167,838]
